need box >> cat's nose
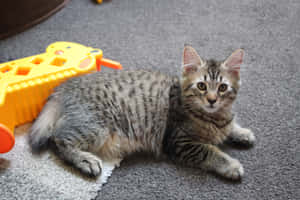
[207,98,217,105]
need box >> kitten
[29,46,255,180]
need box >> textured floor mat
[0,124,121,200]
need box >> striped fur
[29,46,255,180]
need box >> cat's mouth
[204,105,218,113]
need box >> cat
[29,45,255,180]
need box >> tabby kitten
[29,46,255,180]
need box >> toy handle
[97,58,122,71]
[78,57,122,71]
[0,124,15,153]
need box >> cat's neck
[191,107,234,129]
[168,76,185,121]
[169,77,182,107]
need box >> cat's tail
[28,96,62,152]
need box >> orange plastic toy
[0,41,122,153]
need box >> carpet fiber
[0,0,299,200]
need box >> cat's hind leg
[228,122,256,147]
[54,142,103,177]
[51,118,110,177]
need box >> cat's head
[181,45,243,113]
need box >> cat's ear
[182,45,204,76]
[223,49,244,76]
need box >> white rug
[0,124,121,200]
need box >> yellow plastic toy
[0,41,122,153]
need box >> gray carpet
[0,0,299,199]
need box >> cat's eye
[197,82,207,91]
[218,84,228,92]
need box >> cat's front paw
[230,128,256,147]
[217,158,244,180]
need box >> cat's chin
[202,106,219,114]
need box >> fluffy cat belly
[98,132,145,159]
